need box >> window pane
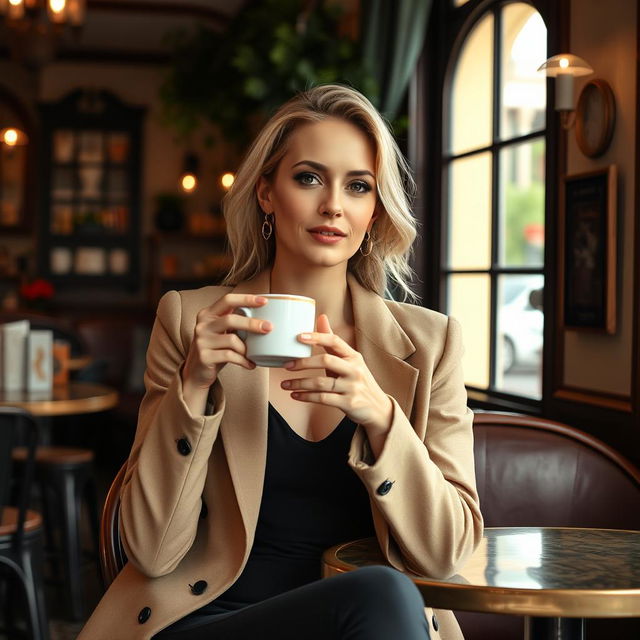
[500,5,547,139]
[495,274,543,398]
[448,153,492,270]
[448,274,490,389]
[449,13,494,155]
[498,138,545,267]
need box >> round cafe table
[322,527,640,640]
[0,381,118,417]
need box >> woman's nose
[319,189,343,217]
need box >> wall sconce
[180,152,199,193]
[537,54,593,129]
[538,53,616,157]
[0,127,29,147]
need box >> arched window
[443,2,547,399]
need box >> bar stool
[1,407,50,640]
[12,445,99,622]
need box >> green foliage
[504,182,545,265]
[159,0,377,144]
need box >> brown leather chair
[455,411,640,640]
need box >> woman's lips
[308,230,346,244]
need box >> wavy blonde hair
[222,84,417,300]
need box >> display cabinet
[38,89,145,291]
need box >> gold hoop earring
[262,212,273,240]
[360,230,373,256]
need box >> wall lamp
[180,152,199,193]
[537,54,593,129]
[538,53,616,157]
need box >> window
[443,2,547,400]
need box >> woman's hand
[281,314,393,436]
[182,294,271,394]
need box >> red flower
[20,278,55,301]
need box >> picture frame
[560,166,617,333]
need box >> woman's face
[257,117,378,271]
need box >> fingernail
[262,321,273,331]
[283,361,295,369]
[256,296,267,304]
[299,333,312,341]
[281,380,291,389]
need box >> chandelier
[0,0,86,68]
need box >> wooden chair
[99,462,128,590]
[0,407,50,640]
[456,411,640,640]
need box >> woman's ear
[256,176,273,214]
[367,203,381,232]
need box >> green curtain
[361,0,432,120]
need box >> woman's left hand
[281,314,393,435]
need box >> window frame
[411,0,565,412]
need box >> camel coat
[78,271,483,640]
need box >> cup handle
[235,306,252,341]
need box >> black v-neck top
[200,403,375,613]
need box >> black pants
[154,566,431,640]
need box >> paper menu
[0,320,29,391]
[27,330,53,392]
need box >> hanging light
[180,153,200,193]
[0,0,87,68]
[220,172,235,190]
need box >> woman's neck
[269,262,353,330]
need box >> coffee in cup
[236,294,316,367]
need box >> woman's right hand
[182,294,271,395]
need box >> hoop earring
[360,230,373,256]
[262,212,273,240]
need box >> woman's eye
[294,172,320,186]
[348,181,372,194]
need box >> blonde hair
[222,84,417,300]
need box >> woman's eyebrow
[291,160,374,179]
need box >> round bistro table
[322,527,640,640]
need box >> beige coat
[79,272,483,640]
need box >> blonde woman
[79,84,483,640]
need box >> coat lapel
[217,272,271,543]
[348,274,419,420]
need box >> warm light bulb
[9,0,23,6]
[49,0,66,13]
[3,129,18,146]
[221,172,235,190]
[181,174,197,193]
[559,57,569,69]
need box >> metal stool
[13,446,99,622]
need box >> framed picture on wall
[560,166,617,334]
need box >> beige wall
[562,0,636,397]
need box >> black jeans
[154,566,431,640]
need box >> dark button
[376,479,394,496]
[190,580,208,595]
[432,614,439,632]
[138,607,152,624]
[176,438,192,456]
[200,500,208,519]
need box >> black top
[199,403,375,614]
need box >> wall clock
[574,79,616,158]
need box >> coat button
[376,480,394,496]
[432,614,439,632]
[176,438,192,455]
[190,580,208,595]
[200,500,208,519]
[138,607,152,624]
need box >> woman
[79,84,483,640]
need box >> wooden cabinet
[147,231,232,307]
[38,89,145,291]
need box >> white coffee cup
[237,294,316,367]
